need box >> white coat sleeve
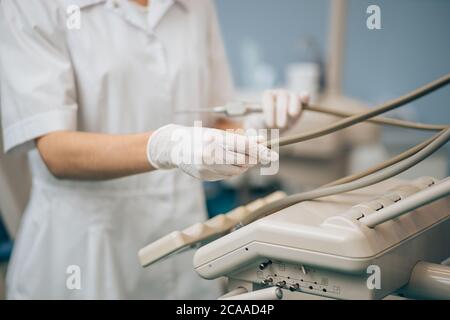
[206,0,234,108]
[0,0,78,153]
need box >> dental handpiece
[176,101,262,117]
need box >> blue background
[215,0,450,172]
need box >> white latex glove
[147,124,279,181]
[244,90,310,130]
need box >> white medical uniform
[0,0,233,299]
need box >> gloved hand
[244,90,310,131]
[147,124,279,181]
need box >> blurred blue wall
[344,0,450,123]
[215,0,330,87]
[215,0,450,172]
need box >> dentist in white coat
[0,0,307,299]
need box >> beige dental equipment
[140,73,450,299]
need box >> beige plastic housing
[138,191,286,267]
[193,177,450,299]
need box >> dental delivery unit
[139,73,450,300]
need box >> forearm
[214,118,243,131]
[36,131,154,180]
